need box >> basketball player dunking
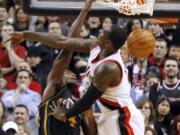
[8,3,145,135]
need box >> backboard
[23,0,180,18]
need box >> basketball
[127,29,156,57]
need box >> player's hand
[84,0,94,12]
[3,32,25,46]
[49,100,67,122]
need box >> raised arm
[42,0,94,102]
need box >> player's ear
[106,40,113,49]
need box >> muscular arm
[41,0,94,103]
[65,61,122,118]
[23,32,96,52]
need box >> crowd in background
[0,0,180,135]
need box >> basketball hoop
[96,0,155,16]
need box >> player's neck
[99,49,116,59]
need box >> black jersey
[159,80,180,116]
[38,86,81,135]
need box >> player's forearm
[23,31,64,48]
[66,84,103,118]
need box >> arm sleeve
[66,84,103,118]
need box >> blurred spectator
[149,57,180,116]
[87,16,101,37]
[26,45,53,90]
[131,57,147,106]
[7,61,42,95]
[126,19,143,34]
[101,17,113,31]
[14,8,30,31]
[138,100,156,128]
[147,22,164,38]
[0,6,12,30]
[13,105,37,135]
[2,121,18,135]
[148,37,168,78]
[170,114,180,135]
[47,21,63,59]
[168,28,180,64]
[168,43,180,64]
[0,100,8,127]
[140,73,160,101]
[34,16,47,32]
[154,97,172,135]
[3,41,42,95]
[2,69,41,119]
[0,23,27,83]
[5,0,23,19]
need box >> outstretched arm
[42,0,94,103]
[8,1,97,53]
[21,32,96,52]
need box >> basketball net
[96,0,155,16]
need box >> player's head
[98,24,127,50]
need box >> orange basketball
[127,29,155,57]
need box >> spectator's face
[88,17,101,29]
[153,40,167,60]
[1,25,14,37]
[148,23,161,37]
[0,7,8,21]
[16,9,28,23]
[132,19,142,31]
[16,71,31,88]
[26,56,41,67]
[164,59,179,79]
[48,22,62,34]
[14,107,29,125]
[146,76,159,89]
[168,46,180,62]
[141,103,151,119]
[102,18,112,31]
[158,100,170,116]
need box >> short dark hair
[164,57,179,67]
[15,69,32,79]
[108,25,127,50]
[14,104,29,114]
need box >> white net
[96,0,155,16]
